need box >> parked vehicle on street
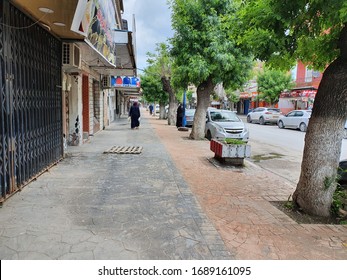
[205,108,249,141]
[185,109,196,127]
[277,110,312,132]
[155,104,160,114]
[246,107,282,125]
[338,159,347,188]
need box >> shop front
[279,87,317,114]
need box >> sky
[122,0,174,74]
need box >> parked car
[338,159,347,188]
[185,109,196,127]
[155,104,160,114]
[277,110,312,132]
[205,108,249,141]
[246,107,282,125]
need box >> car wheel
[259,117,265,125]
[299,122,307,132]
[278,120,284,129]
[247,115,252,123]
[206,130,212,141]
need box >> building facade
[0,0,138,202]
[279,61,322,114]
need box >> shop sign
[280,90,317,98]
[111,76,140,88]
[240,92,252,99]
[71,0,118,64]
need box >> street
[244,120,347,184]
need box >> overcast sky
[122,0,174,74]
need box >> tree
[169,0,253,139]
[225,90,240,110]
[146,43,177,123]
[257,68,294,106]
[236,0,347,217]
[140,65,168,119]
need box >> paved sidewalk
[148,114,347,260]
[0,113,230,260]
[0,110,346,259]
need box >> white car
[247,107,282,125]
[155,104,160,114]
[205,108,249,141]
[277,110,312,132]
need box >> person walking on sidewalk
[129,101,141,129]
[149,104,154,115]
[176,103,184,127]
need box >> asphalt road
[243,119,347,184]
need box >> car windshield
[267,109,280,113]
[210,111,240,122]
[185,109,195,116]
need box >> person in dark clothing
[149,104,154,115]
[176,104,184,127]
[129,101,141,129]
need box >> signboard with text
[111,76,140,88]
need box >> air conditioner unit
[102,76,111,88]
[62,43,81,69]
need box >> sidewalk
[0,110,346,259]
[0,112,229,260]
[148,113,347,260]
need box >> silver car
[247,107,282,124]
[185,109,196,127]
[277,110,312,132]
[205,108,249,141]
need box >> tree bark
[161,77,177,125]
[293,25,347,217]
[189,77,215,139]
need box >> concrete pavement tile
[0,245,18,259]
[58,251,95,260]
[61,229,94,245]
[18,252,52,260]
[93,239,135,259]
[29,242,72,259]
[71,241,98,253]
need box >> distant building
[279,61,322,114]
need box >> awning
[77,39,137,76]
[291,86,318,90]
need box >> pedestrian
[129,101,141,129]
[176,103,184,127]
[149,104,154,115]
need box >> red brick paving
[147,114,347,260]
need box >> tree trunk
[159,105,164,119]
[293,27,347,217]
[189,77,215,139]
[161,77,177,125]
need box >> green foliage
[186,90,193,102]
[257,68,294,105]
[228,92,240,103]
[140,69,167,104]
[141,43,175,104]
[323,175,336,190]
[147,43,173,78]
[331,185,347,216]
[169,0,253,90]
[236,0,347,70]
[224,138,246,145]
